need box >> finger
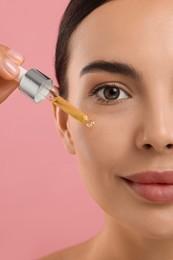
[0,45,24,80]
[0,78,18,104]
[0,55,20,80]
[1,44,24,64]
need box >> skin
[0,45,24,103]
[44,0,173,259]
[28,0,173,259]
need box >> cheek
[70,108,136,173]
[68,109,136,201]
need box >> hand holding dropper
[15,66,94,128]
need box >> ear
[52,103,76,154]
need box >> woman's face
[57,0,173,239]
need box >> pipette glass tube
[15,66,95,128]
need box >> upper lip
[123,171,173,184]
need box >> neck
[90,214,173,260]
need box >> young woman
[1,0,173,259]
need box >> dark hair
[55,0,109,98]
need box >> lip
[124,171,173,184]
[122,171,173,202]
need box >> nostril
[167,144,173,149]
[144,144,152,150]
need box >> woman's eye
[89,83,130,105]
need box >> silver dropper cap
[18,68,53,103]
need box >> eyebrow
[80,60,142,81]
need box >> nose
[135,100,173,153]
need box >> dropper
[15,66,94,128]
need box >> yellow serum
[51,96,95,128]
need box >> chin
[130,220,173,240]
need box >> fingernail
[7,49,24,62]
[3,59,19,76]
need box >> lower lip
[123,179,173,202]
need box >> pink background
[0,1,103,259]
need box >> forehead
[68,0,173,66]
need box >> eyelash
[89,82,130,105]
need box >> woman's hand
[0,44,24,104]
